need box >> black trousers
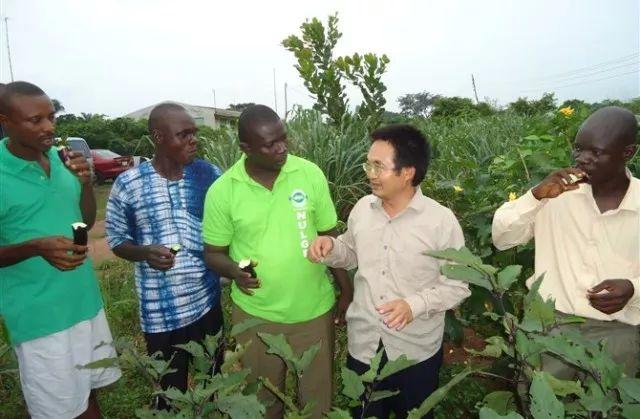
[144,304,224,396]
[347,344,443,419]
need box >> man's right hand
[35,236,87,271]
[144,245,175,271]
[307,236,334,263]
[532,168,588,200]
[233,266,260,295]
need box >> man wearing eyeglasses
[308,124,470,419]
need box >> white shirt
[323,188,471,363]
[492,172,640,325]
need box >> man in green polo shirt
[203,104,352,418]
[0,82,120,419]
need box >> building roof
[124,101,241,120]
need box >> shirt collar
[369,186,427,212]
[576,168,640,213]
[230,153,297,182]
[0,138,53,174]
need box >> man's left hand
[377,299,414,331]
[66,151,92,185]
[334,289,353,326]
[588,279,635,315]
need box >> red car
[91,149,133,184]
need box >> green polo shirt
[202,154,337,323]
[0,139,102,345]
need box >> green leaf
[163,386,191,403]
[78,357,119,370]
[496,265,522,291]
[481,391,516,415]
[426,247,483,266]
[325,408,352,419]
[539,371,584,397]
[479,407,524,419]
[555,315,585,326]
[258,333,295,371]
[217,392,266,419]
[618,377,640,403]
[378,354,415,380]
[361,349,384,383]
[369,389,400,402]
[341,366,365,400]
[295,341,321,375]
[529,372,564,419]
[231,318,268,337]
[520,283,556,333]
[621,403,640,418]
[441,264,492,291]
[173,341,205,359]
[467,336,508,358]
[407,366,482,418]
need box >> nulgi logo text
[289,189,310,257]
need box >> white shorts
[14,309,122,419]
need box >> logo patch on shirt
[289,189,308,209]
[290,189,310,257]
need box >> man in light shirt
[308,124,470,419]
[492,106,639,378]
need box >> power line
[3,17,14,81]
[522,69,639,92]
[528,52,639,82]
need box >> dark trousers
[144,304,224,399]
[347,345,443,419]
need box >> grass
[94,183,112,225]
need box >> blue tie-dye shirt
[105,159,222,333]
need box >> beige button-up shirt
[492,172,640,325]
[323,188,471,364]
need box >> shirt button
[382,271,385,275]
[379,296,384,300]
[384,245,388,250]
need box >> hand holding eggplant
[65,151,92,185]
[532,168,588,200]
[144,245,175,271]
[34,236,87,271]
[234,259,260,295]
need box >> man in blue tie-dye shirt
[105,103,222,408]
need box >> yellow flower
[453,185,464,193]
[508,192,518,202]
[559,106,574,117]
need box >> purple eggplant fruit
[238,258,257,278]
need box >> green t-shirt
[202,155,337,323]
[0,139,102,345]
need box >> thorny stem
[260,376,301,414]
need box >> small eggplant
[238,258,257,278]
[71,223,88,254]
[168,244,181,255]
[56,145,69,163]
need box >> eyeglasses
[361,161,394,177]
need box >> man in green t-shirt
[203,105,352,418]
[0,82,120,418]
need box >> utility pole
[471,74,479,104]
[4,17,15,81]
[284,82,288,120]
[273,68,278,114]
[212,89,217,108]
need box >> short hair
[369,124,431,186]
[238,104,281,143]
[582,106,638,147]
[148,102,187,132]
[0,81,47,115]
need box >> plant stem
[260,377,300,414]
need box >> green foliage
[282,13,389,128]
[430,96,496,118]
[428,247,640,418]
[508,93,557,116]
[397,91,441,117]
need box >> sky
[0,0,638,117]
